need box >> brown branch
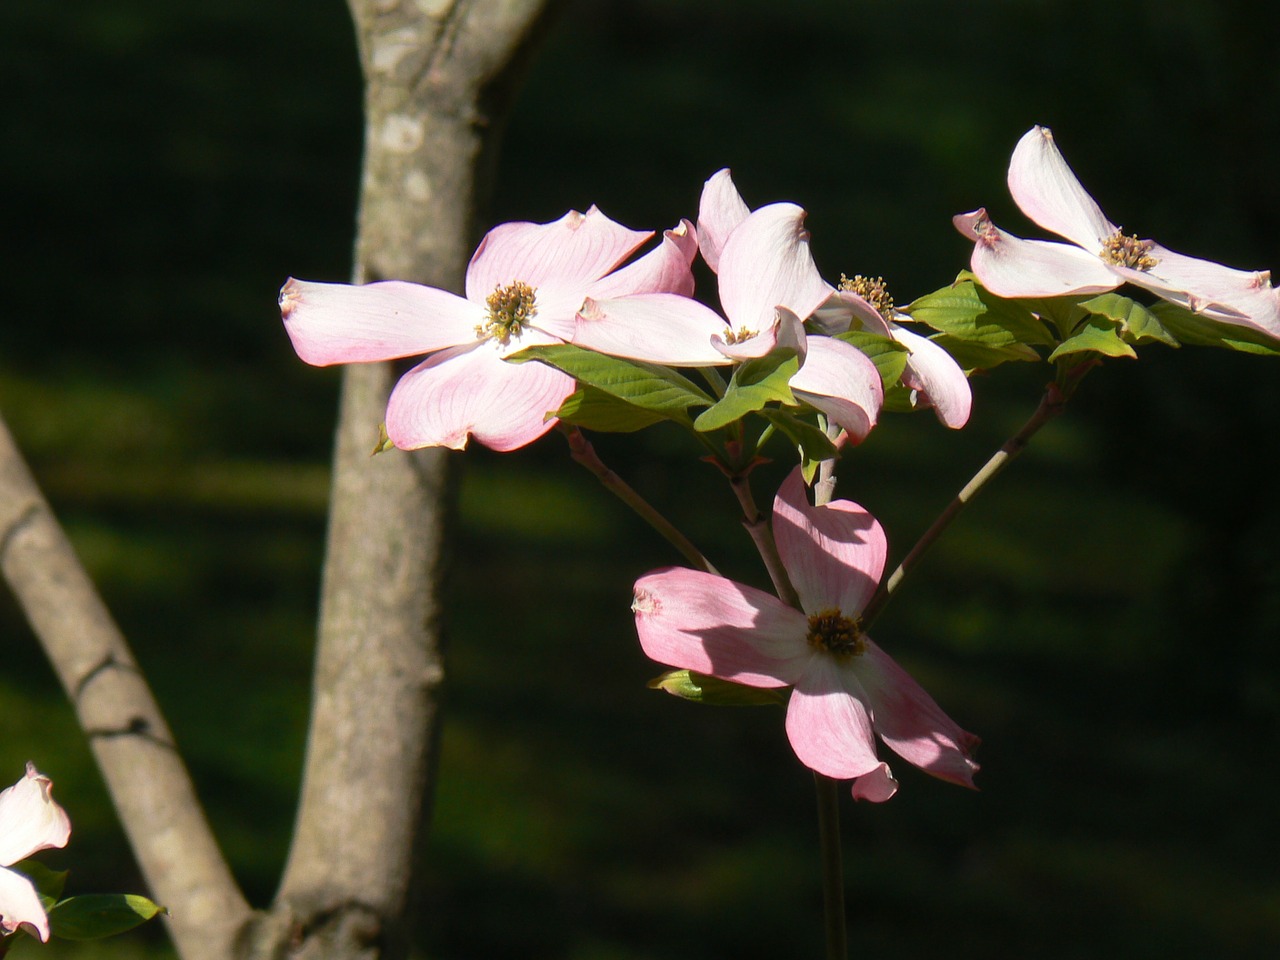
[0,414,251,960]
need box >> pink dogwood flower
[955,125,1280,338]
[572,174,830,365]
[573,170,883,441]
[280,208,697,451]
[0,764,72,942]
[632,468,979,801]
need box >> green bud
[648,669,785,707]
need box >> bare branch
[0,414,251,960]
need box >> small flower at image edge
[280,207,697,451]
[631,468,978,801]
[0,763,72,942]
[955,125,1280,338]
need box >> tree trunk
[259,4,556,960]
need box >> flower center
[839,274,895,322]
[476,281,538,345]
[806,607,866,659]
[1099,230,1158,271]
[721,326,758,344]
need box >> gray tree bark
[1,3,554,960]
[267,4,555,958]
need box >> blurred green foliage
[2,0,1278,958]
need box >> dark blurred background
[3,1,1279,958]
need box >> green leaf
[880,382,917,414]
[904,281,1056,359]
[834,330,909,389]
[648,669,784,707]
[1149,303,1280,356]
[48,895,166,941]
[552,386,665,433]
[11,860,68,903]
[694,352,800,432]
[1080,293,1179,347]
[511,344,714,420]
[1048,314,1137,361]
[927,334,1040,370]
[759,409,838,468]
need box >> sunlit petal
[890,323,973,428]
[573,295,731,366]
[711,305,808,363]
[697,168,752,273]
[788,336,883,444]
[279,278,481,365]
[466,206,653,301]
[717,203,834,333]
[1007,125,1114,250]
[955,209,1119,298]
[0,867,51,941]
[0,764,71,866]
[771,467,886,616]
[587,219,699,299]
[385,341,574,452]
[632,568,810,686]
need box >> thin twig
[563,425,719,575]
[813,771,848,960]
[730,471,800,607]
[861,379,1071,627]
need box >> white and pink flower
[956,125,1280,338]
[572,170,885,442]
[280,207,697,451]
[632,468,979,801]
[0,764,71,942]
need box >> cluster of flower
[278,168,972,453]
[277,126,1279,800]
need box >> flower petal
[771,466,886,616]
[785,656,883,779]
[0,763,71,867]
[697,168,752,273]
[711,305,808,363]
[632,568,810,687]
[465,207,652,304]
[586,219,698,300]
[385,341,574,452]
[717,203,834,333]
[889,323,973,428]
[788,336,883,444]
[573,294,731,366]
[810,289,893,338]
[955,209,1119,298]
[849,762,899,802]
[0,866,52,941]
[853,639,980,789]
[1133,246,1280,337]
[279,278,481,365]
[1007,125,1114,250]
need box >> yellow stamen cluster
[1100,230,1158,271]
[839,274,895,321]
[722,326,758,344]
[476,281,538,345]
[806,607,866,659]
